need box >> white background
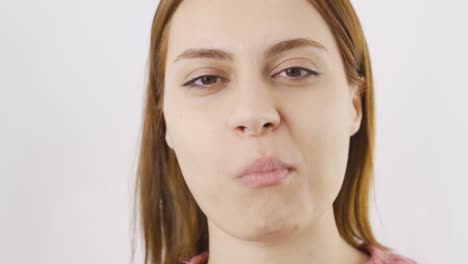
[1,1,466,263]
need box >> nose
[227,84,281,137]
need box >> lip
[235,156,294,188]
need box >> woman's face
[163,0,362,241]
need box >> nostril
[237,122,276,136]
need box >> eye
[181,75,228,89]
[273,66,320,80]
[181,67,319,89]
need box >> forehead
[166,0,337,62]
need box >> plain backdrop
[1,1,467,263]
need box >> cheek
[163,101,223,200]
[289,87,351,199]
[290,87,349,152]
[164,85,219,153]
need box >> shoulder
[179,251,209,264]
[360,243,418,264]
[180,244,418,264]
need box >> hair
[131,1,392,263]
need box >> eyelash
[181,67,320,89]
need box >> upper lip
[236,156,294,178]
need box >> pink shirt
[179,243,417,264]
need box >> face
[163,0,362,241]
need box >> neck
[206,207,369,264]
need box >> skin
[163,0,368,263]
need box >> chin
[238,216,302,242]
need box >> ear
[165,131,174,150]
[350,83,363,137]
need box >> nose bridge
[227,68,281,137]
[236,71,271,108]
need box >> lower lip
[237,168,291,188]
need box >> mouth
[236,168,292,188]
[235,156,295,188]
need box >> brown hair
[131,1,391,263]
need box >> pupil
[287,68,302,77]
[202,76,216,84]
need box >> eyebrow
[172,37,328,63]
